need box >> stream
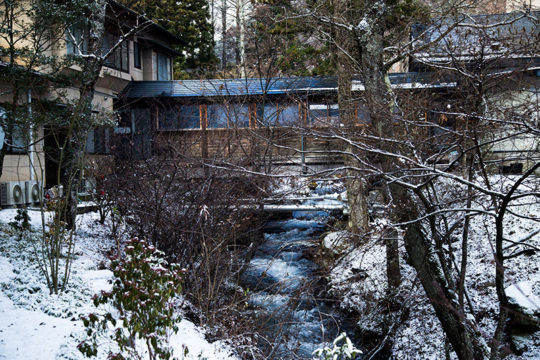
[242,186,353,359]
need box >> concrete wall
[485,87,540,174]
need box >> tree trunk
[221,0,227,69]
[334,0,369,235]
[404,223,487,360]
[62,0,107,229]
[356,8,401,289]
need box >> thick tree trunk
[356,9,401,289]
[356,17,485,355]
[404,223,487,360]
[334,0,369,235]
[62,1,107,230]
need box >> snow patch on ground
[322,175,540,359]
[0,209,237,360]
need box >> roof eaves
[107,0,185,46]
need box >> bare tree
[234,0,540,358]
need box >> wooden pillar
[201,104,208,160]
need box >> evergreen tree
[248,0,335,77]
[119,0,217,75]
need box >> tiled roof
[121,73,454,98]
[412,11,539,58]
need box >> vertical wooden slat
[201,104,208,159]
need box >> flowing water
[242,187,352,359]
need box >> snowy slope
[0,210,237,360]
[322,176,540,359]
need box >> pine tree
[119,0,217,75]
[248,0,334,77]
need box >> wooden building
[112,74,457,173]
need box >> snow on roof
[412,11,540,60]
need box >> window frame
[134,42,142,69]
[102,32,130,73]
[206,104,230,129]
[5,124,28,154]
[85,127,110,155]
[157,104,201,131]
[155,52,172,81]
[66,26,88,56]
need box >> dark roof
[122,73,455,99]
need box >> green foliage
[78,238,183,360]
[248,0,335,76]
[118,0,216,74]
[313,332,362,360]
[385,0,431,43]
[8,208,31,241]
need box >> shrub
[313,333,362,360]
[9,208,31,240]
[79,237,183,360]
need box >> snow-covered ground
[323,175,540,359]
[0,209,237,360]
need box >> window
[256,103,278,126]
[85,129,94,153]
[154,53,172,80]
[207,105,229,128]
[278,104,299,126]
[228,104,250,128]
[85,128,110,154]
[428,110,456,149]
[7,125,27,154]
[102,32,129,72]
[66,26,88,55]
[179,105,200,129]
[356,103,371,125]
[328,104,339,124]
[0,107,28,154]
[158,107,179,130]
[134,42,142,69]
[308,104,328,126]
[158,105,199,130]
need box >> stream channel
[242,185,355,359]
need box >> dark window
[278,105,299,126]
[132,108,151,132]
[500,163,523,174]
[256,103,278,126]
[428,110,457,149]
[159,107,179,130]
[179,105,200,129]
[0,107,28,154]
[356,103,371,125]
[103,32,129,72]
[121,41,129,71]
[228,104,250,128]
[85,128,110,154]
[207,105,229,128]
[7,125,27,154]
[134,42,142,69]
[66,26,88,55]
